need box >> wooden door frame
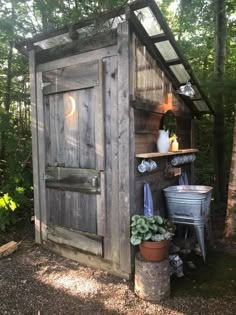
[31,47,117,244]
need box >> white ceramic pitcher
[157,130,170,153]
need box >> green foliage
[0,111,33,231]
[130,215,175,246]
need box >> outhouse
[16,0,213,279]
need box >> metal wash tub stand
[163,185,213,261]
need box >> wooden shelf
[136,149,198,159]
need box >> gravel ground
[0,238,235,315]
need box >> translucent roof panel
[106,14,126,29]
[170,64,191,83]
[155,40,178,61]
[34,33,72,49]
[135,7,163,36]
[194,100,209,112]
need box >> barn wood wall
[133,36,192,216]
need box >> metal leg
[205,216,213,245]
[194,225,206,262]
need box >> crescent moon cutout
[65,96,76,118]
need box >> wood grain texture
[37,46,117,72]
[117,22,131,273]
[29,49,41,244]
[136,149,198,158]
[95,60,105,171]
[47,225,102,256]
[103,55,119,262]
[36,71,47,241]
[97,171,105,236]
[45,240,131,279]
[45,167,100,193]
[43,64,106,235]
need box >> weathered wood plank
[96,171,105,236]
[36,30,117,65]
[126,7,179,89]
[47,188,65,227]
[64,91,80,167]
[103,55,119,262]
[63,90,80,231]
[0,241,18,258]
[45,240,131,279]
[29,49,41,244]
[47,225,103,256]
[77,87,97,234]
[37,46,117,73]
[47,94,65,166]
[117,22,131,273]
[79,88,96,169]
[134,109,161,134]
[45,167,101,193]
[135,149,198,158]
[43,60,99,95]
[131,99,192,117]
[36,71,47,241]
[95,60,105,171]
[135,133,157,154]
[95,60,105,236]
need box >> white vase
[157,130,170,153]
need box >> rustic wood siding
[132,35,192,218]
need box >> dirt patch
[0,226,236,315]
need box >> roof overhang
[16,0,214,115]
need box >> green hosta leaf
[155,215,163,225]
[144,232,152,240]
[131,229,139,235]
[131,215,140,222]
[146,217,155,223]
[130,235,142,245]
[130,221,137,227]
[149,224,158,232]
[158,227,167,234]
[137,218,145,226]
[138,224,149,233]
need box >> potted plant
[130,215,175,262]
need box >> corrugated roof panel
[170,64,190,83]
[194,100,209,111]
[135,7,163,36]
[155,40,178,61]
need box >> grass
[172,250,236,298]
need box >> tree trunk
[225,106,236,239]
[213,0,226,208]
[4,40,14,113]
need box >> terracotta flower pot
[139,240,170,262]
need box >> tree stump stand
[134,252,170,302]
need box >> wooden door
[38,60,105,236]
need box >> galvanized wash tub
[163,185,213,222]
[163,185,213,261]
